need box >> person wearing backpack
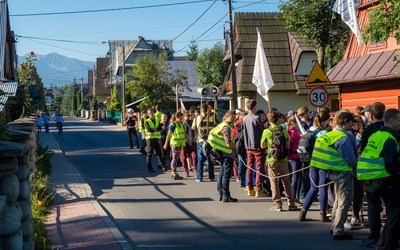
[261,110,297,212]
[192,102,218,182]
[298,110,331,222]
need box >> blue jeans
[218,156,234,198]
[237,153,247,187]
[289,158,302,199]
[302,166,328,213]
[197,141,215,181]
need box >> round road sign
[308,87,329,108]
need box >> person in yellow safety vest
[154,105,162,122]
[310,111,358,240]
[357,108,400,249]
[138,111,148,155]
[163,111,190,180]
[144,108,167,173]
[208,110,238,202]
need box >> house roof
[232,12,296,92]
[328,49,400,84]
[288,32,315,73]
[0,81,18,112]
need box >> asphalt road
[53,117,370,250]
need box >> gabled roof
[328,49,400,84]
[232,12,296,92]
[288,32,315,73]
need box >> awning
[0,81,18,112]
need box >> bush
[32,141,54,249]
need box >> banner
[333,0,363,45]
[252,28,274,102]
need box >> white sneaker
[344,220,353,230]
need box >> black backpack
[297,129,320,163]
[268,127,288,160]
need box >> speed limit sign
[308,87,329,108]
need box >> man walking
[144,108,167,173]
[123,108,139,149]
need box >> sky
[8,0,280,63]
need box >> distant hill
[17,53,95,87]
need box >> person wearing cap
[297,106,313,131]
[310,111,358,240]
[362,105,372,125]
[123,108,139,149]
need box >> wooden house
[327,0,400,112]
[223,12,339,113]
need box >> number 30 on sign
[308,87,329,108]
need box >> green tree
[279,0,350,69]
[363,0,400,70]
[9,52,45,118]
[186,39,199,61]
[91,95,98,110]
[195,42,228,87]
[107,85,122,111]
[125,51,188,111]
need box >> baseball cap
[362,105,371,113]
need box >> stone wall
[0,118,36,249]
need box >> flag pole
[267,91,271,111]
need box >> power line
[16,35,104,46]
[10,0,216,17]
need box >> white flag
[333,0,363,45]
[180,99,186,113]
[252,28,274,102]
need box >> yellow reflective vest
[145,118,161,140]
[207,122,233,154]
[310,130,352,172]
[357,131,398,180]
[139,115,147,133]
[170,122,186,147]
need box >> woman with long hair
[286,116,302,204]
[299,110,332,222]
[164,111,189,180]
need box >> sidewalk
[39,131,131,250]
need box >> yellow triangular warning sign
[305,62,331,87]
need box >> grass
[32,141,54,249]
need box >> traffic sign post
[305,61,331,87]
[308,87,329,108]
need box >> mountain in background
[18,52,95,87]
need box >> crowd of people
[125,100,400,249]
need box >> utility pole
[227,0,238,110]
[81,77,84,118]
[122,42,125,114]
